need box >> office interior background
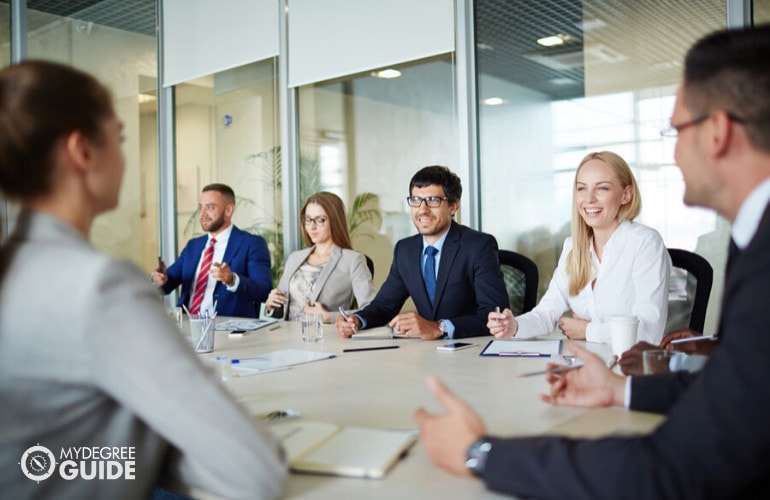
[1,0,767,335]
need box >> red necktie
[189,238,216,315]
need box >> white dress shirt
[194,224,239,315]
[515,220,670,345]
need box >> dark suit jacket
[481,203,770,499]
[356,221,508,338]
[161,225,271,318]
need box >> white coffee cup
[608,315,639,357]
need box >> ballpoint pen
[519,355,617,378]
[338,306,358,334]
[343,345,400,353]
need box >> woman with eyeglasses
[264,192,376,323]
[488,151,671,345]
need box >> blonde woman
[265,192,376,323]
[488,151,670,344]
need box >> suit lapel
[221,226,242,264]
[310,246,341,302]
[719,202,770,338]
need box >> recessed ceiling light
[371,68,401,79]
[138,93,156,103]
[537,33,576,47]
[483,97,505,106]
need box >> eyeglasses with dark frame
[660,113,746,138]
[304,216,327,227]
[406,196,449,208]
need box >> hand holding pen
[487,306,517,339]
[539,342,626,409]
[150,256,168,286]
[336,307,360,338]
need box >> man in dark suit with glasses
[336,165,508,340]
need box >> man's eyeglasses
[660,113,746,138]
[304,216,327,227]
[406,196,449,208]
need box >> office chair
[665,248,713,334]
[498,250,539,315]
[365,255,375,279]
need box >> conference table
[195,319,664,499]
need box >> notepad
[351,326,414,340]
[480,339,562,357]
[231,349,335,375]
[269,420,417,478]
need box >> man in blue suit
[336,166,508,339]
[415,25,770,498]
[152,184,271,318]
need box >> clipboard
[479,339,562,357]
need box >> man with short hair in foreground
[415,25,770,498]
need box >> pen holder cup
[190,318,215,353]
[301,313,323,343]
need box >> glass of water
[301,313,323,343]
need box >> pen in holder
[190,315,216,353]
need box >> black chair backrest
[666,248,713,333]
[364,255,374,280]
[498,250,539,315]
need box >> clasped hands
[334,312,443,340]
[265,289,331,322]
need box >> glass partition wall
[476,0,727,333]
[20,1,159,270]
[174,59,281,280]
[297,56,459,289]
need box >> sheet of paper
[480,339,562,357]
[231,349,335,374]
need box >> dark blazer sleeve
[161,235,206,308]
[218,227,272,305]
[476,206,770,499]
[437,226,509,337]
[356,238,414,328]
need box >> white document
[231,349,335,375]
[351,326,414,340]
[480,339,562,357]
[269,420,417,478]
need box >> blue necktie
[423,246,438,305]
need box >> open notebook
[269,420,417,478]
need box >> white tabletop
[195,320,664,499]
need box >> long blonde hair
[566,151,641,296]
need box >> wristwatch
[465,437,494,477]
[438,319,450,337]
